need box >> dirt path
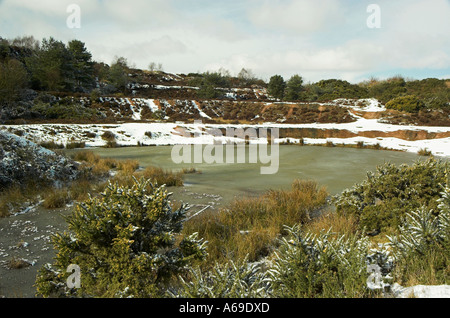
[0,187,222,298]
[0,204,73,298]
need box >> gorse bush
[388,187,450,285]
[334,158,450,234]
[35,178,207,298]
[171,256,271,298]
[385,95,425,113]
[267,225,379,298]
[31,100,100,120]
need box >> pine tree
[285,74,304,101]
[68,40,95,92]
[268,75,286,101]
[25,37,74,91]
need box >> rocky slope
[0,130,79,189]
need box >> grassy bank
[0,150,185,217]
[182,179,329,266]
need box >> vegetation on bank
[334,158,450,235]
[0,149,185,217]
[35,178,207,298]
[1,137,449,297]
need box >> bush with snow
[35,178,207,298]
[388,186,450,286]
[267,225,385,298]
[0,130,79,190]
[333,158,450,234]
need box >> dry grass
[303,210,358,238]
[418,148,433,157]
[134,166,184,187]
[183,179,329,266]
[71,151,139,177]
[7,257,31,269]
[0,184,43,217]
[42,189,71,209]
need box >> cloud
[248,0,345,35]
[0,0,448,82]
[120,35,187,62]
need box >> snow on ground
[4,117,450,158]
[280,136,450,157]
[392,283,450,298]
[191,100,211,119]
[330,98,386,112]
[2,98,450,157]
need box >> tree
[197,80,219,99]
[68,40,95,92]
[148,62,163,72]
[285,74,304,101]
[10,35,40,50]
[108,56,129,93]
[35,178,207,298]
[0,59,29,103]
[236,68,265,88]
[25,37,74,91]
[268,75,286,100]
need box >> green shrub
[388,188,450,285]
[313,79,369,101]
[35,178,207,298]
[367,77,407,104]
[334,158,450,234]
[385,95,425,113]
[197,81,219,99]
[268,225,380,298]
[171,256,271,298]
[31,100,100,120]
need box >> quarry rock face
[0,130,79,189]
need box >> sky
[1,0,449,83]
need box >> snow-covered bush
[0,130,79,190]
[35,178,207,298]
[387,187,450,285]
[170,256,271,298]
[334,158,449,234]
[267,225,385,298]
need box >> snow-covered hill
[3,106,450,157]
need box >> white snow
[143,99,160,113]
[191,100,211,119]
[3,97,450,157]
[392,283,450,298]
[5,119,450,158]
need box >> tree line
[0,36,130,103]
[1,35,449,112]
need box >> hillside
[1,36,450,156]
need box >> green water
[74,145,422,205]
